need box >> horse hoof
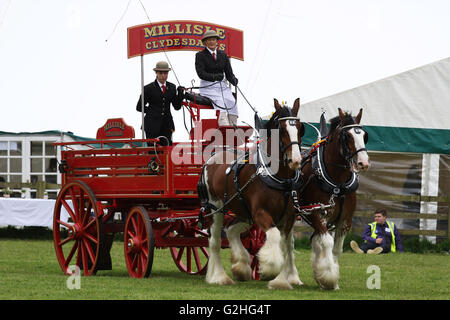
[220,277,235,286]
[317,281,339,290]
[288,277,304,286]
[207,274,235,286]
[258,258,284,280]
[268,278,293,290]
[231,264,252,282]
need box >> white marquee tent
[300,57,450,243]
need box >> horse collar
[311,140,359,196]
[256,150,303,192]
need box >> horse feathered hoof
[218,277,235,286]
[231,263,252,282]
[257,227,284,280]
[316,277,340,290]
[206,274,235,286]
[287,275,304,286]
[268,277,293,290]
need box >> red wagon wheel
[53,180,103,276]
[124,206,155,278]
[169,228,210,275]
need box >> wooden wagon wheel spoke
[82,238,96,264]
[84,231,99,245]
[126,230,135,240]
[64,241,78,269]
[83,218,97,233]
[131,216,138,235]
[141,247,149,259]
[136,254,142,276]
[81,204,92,226]
[175,247,185,263]
[199,246,209,257]
[169,228,209,275]
[55,219,72,230]
[53,181,103,277]
[186,247,192,273]
[61,199,76,223]
[58,236,73,247]
[193,247,203,272]
[124,206,154,278]
[69,188,80,221]
[81,240,89,276]
[131,253,138,270]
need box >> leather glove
[230,77,238,86]
[214,73,224,81]
[177,86,185,94]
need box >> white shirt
[206,47,217,58]
[157,80,166,92]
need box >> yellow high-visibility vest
[368,221,396,253]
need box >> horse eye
[300,124,305,137]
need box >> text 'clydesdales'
[127,20,244,60]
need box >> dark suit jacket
[195,48,237,85]
[136,80,182,139]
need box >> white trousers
[199,80,238,116]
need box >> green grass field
[0,239,449,300]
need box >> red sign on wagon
[127,20,244,60]
[96,118,135,139]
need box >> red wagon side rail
[54,138,203,201]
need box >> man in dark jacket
[351,209,403,254]
[136,61,184,146]
[195,30,239,126]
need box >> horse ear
[355,108,363,124]
[274,98,282,113]
[338,108,345,121]
[292,98,300,116]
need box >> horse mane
[328,111,356,135]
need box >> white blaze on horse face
[348,128,370,171]
[285,123,302,169]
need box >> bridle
[276,112,305,162]
[338,123,368,164]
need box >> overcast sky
[0,0,449,140]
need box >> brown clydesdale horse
[199,98,305,289]
[299,108,370,290]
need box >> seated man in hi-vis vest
[351,209,403,254]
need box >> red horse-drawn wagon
[52,20,264,279]
[52,98,266,279]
